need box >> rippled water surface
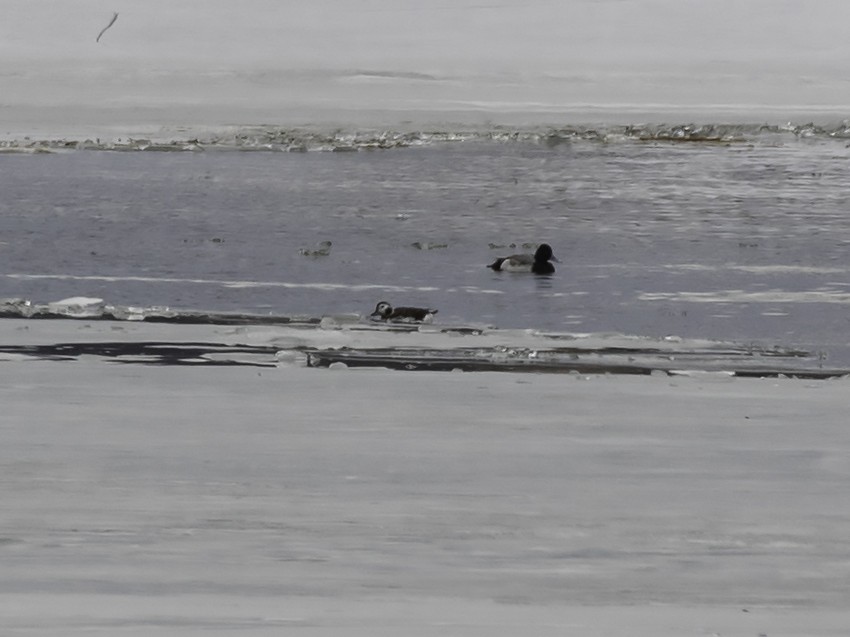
[2,130,850,363]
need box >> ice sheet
[4,0,850,139]
[2,319,849,634]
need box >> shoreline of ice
[2,297,844,378]
[4,120,850,153]
[3,338,850,636]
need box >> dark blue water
[2,133,850,363]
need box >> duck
[488,243,559,274]
[370,301,438,323]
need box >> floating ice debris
[275,350,309,367]
[319,315,360,329]
[0,298,32,314]
[299,240,332,257]
[668,370,736,379]
[106,305,147,321]
[488,242,536,250]
[47,297,105,318]
[0,297,319,326]
[319,317,338,330]
[0,145,55,155]
[8,122,850,153]
[411,241,448,250]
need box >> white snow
[2,319,850,634]
[4,0,850,140]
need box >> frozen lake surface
[2,319,850,636]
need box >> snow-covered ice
[4,0,850,140]
[2,319,850,635]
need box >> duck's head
[370,301,392,319]
[535,243,560,263]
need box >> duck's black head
[532,244,558,274]
[534,243,556,262]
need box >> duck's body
[370,301,438,323]
[488,243,558,274]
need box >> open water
[2,123,849,368]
